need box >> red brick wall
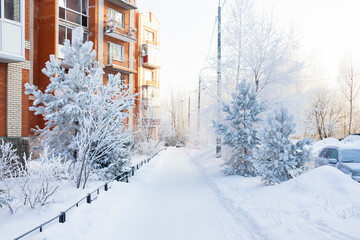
[22,69,30,136]
[0,63,7,137]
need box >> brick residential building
[0,0,161,154]
[136,11,161,140]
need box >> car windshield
[341,149,360,163]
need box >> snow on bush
[214,79,264,176]
[0,143,69,213]
[18,148,69,209]
[255,107,313,185]
[25,28,136,188]
[0,140,19,181]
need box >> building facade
[136,12,161,140]
[0,0,161,151]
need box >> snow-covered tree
[255,107,313,185]
[305,90,342,140]
[222,0,302,103]
[25,28,135,188]
[214,79,264,176]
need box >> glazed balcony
[142,97,161,107]
[0,1,25,63]
[105,20,137,43]
[105,55,137,74]
[141,44,161,69]
[107,0,137,10]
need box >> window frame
[1,0,24,24]
[108,7,125,29]
[59,0,89,28]
[145,30,155,43]
[58,24,88,45]
[108,42,125,62]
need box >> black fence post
[137,164,139,169]
[104,183,108,191]
[59,212,66,223]
[131,167,135,176]
[87,194,91,204]
[39,226,43,232]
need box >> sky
[137,0,360,97]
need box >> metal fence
[14,150,164,240]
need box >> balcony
[142,97,161,107]
[142,118,161,126]
[107,0,137,10]
[141,44,161,69]
[0,19,25,63]
[105,20,137,43]
[105,56,137,74]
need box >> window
[4,0,20,22]
[329,149,338,160]
[59,0,88,28]
[319,148,331,159]
[145,30,154,42]
[108,8,124,28]
[59,25,88,45]
[108,42,124,61]
[144,70,153,82]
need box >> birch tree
[337,58,360,135]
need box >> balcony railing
[141,44,161,69]
[107,0,136,10]
[142,97,161,107]
[105,20,137,43]
[105,55,137,74]
[142,118,161,126]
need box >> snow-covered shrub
[25,28,136,188]
[214,79,264,176]
[0,140,20,181]
[0,140,20,213]
[255,107,313,185]
[19,149,69,208]
[0,145,69,213]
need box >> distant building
[0,0,161,152]
[136,12,161,140]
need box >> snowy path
[33,148,255,240]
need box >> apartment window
[144,70,154,82]
[59,0,88,28]
[108,8,124,28]
[59,25,88,45]
[4,0,20,22]
[108,42,124,61]
[145,30,154,42]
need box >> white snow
[2,147,360,240]
[191,147,360,240]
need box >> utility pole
[216,0,222,158]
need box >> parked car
[315,146,360,182]
[175,141,185,148]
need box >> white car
[315,146,360,182]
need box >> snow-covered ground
[191,147,360,240]
[2,146,360,239]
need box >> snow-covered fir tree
[255,107,313,185]
[214,79,264,176]
[25,28,135,187]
